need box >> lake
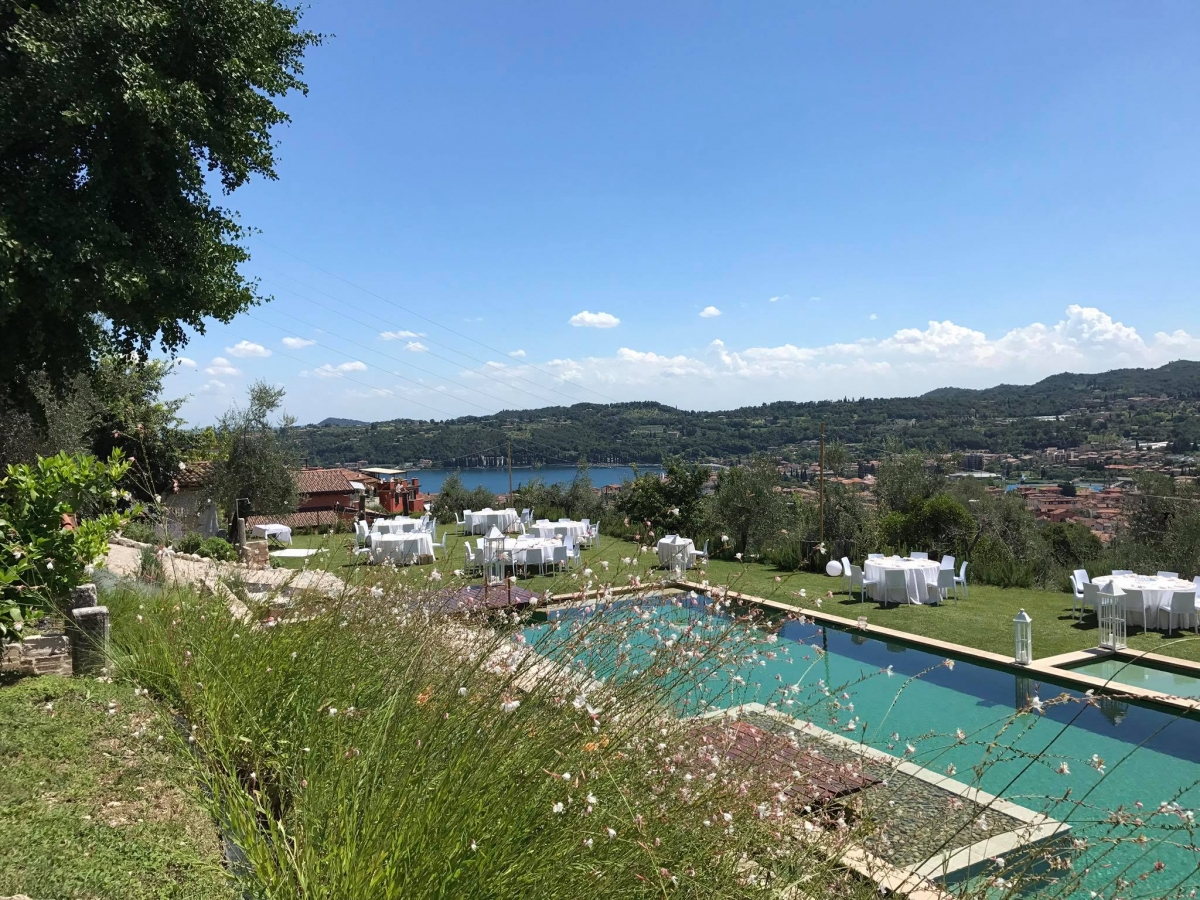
[408,465,661,495]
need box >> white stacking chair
[460,510,473,535]
[571,543,583,570]
[1112,570,1134,576]
[1073,568,1090,587]
[910,551,928,561]
[953,561,969,601]
[926,568,957,605]
[1122,588,1152,632]
[867,553,884,560]
[463,542,479,575]
[881,569,909,606]
[430,528,447,560]
[1195,576,1200,591]
[551,544,569,573]
[690,539,709,564]
[1081,581,1102,619]
[1158,571,1180,580]
[521,508,532,524]
[523,547,547,577]
[588,523,600,547]
[1069,574,1087,619]
[1166,591,1198,635]
[940,555,956,570]
[840,556,853,594]
[352,521,371,557]
[849,564,877,603]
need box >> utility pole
[507,441,513,500]
[818,423,825,547]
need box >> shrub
[138,546,164,583]
[1,450,132,634]
[121,520,162,545]
[198,536,238,562]
[175,532,204,555]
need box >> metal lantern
[1013,609,1033,666]
[1098,589,1127,651]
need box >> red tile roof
[296,468,356,495]
[246,511,341,531]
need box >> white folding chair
[1158,571,1180,580]
[910,551,928,561]
[849,564,877,603]
[926,567,956,605]
[882,569,908,606]
[1166,591,1198,635]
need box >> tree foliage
[712,456,783,557]
[613,459,710,542]
[429,473,497,526]
[204,381,299,522]
[0,0,320,401]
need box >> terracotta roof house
[296,467,365,514]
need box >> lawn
[0,674,233,900]
[272,530,1200,664]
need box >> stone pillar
[69,582,99,610]
[68,605,110,676]
[240,539,269,569]
[236,516,247,548]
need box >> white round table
[864,557,943,604]
[466,508,519,534]
[531,521,587,541]
[1092,574,1197,628]
[373,517,424,534]
[371,532,433,565]
[656,536,695,571]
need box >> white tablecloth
[251,524,292,545]
[531,521,587,541]
[466,508,520,534]
[657,536,695,570]
[1092,574,1197,627]
[479,535,564,567]
[864,557,943,604]
[373,517,423,534]
[371,532,433,565]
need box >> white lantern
[1098,589,1127,651]
[486,525,506,584]
[825,560,843,578]
[1013,609,1032,666]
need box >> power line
[256,264,592,408]
[256,243,622,404]
[254,274,568,409]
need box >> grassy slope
[0,674,233,900]
[276,530,1200,664]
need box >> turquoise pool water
[529,598,1200,897]
[1067,657,1200,700]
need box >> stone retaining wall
[1,634,73,677]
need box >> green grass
[276,529,1200,664]
[0,674,233,900]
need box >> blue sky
[167,1,1200,425]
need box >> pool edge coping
[668,580,1200,718]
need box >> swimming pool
[1066,656,1200,700]
[528,596,1200,897]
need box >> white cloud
[204,357,240,376]
[508,349,527,358]
[226,340,270,358]
[173,357,197,369]
[869,313,878,321]
[282,337,316,349]
[404,341,428,353]
[380,329,425,340]
[311,361,368,378]
[200,379,227,393]
[769,295,787,303]
[568,310,620,329]
[699,306,721,318]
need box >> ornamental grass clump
[107,581,881,899]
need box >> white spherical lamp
[825,559,843,578]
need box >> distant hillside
[295,360,1200,467]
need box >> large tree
[0,0,319,402]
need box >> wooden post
[818,422,825,547]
